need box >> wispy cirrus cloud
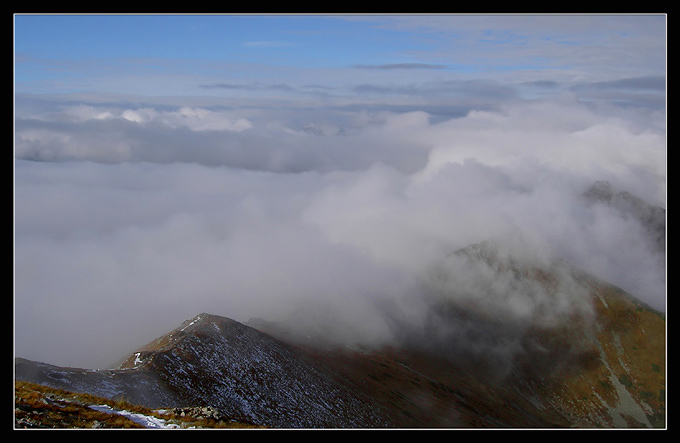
[199,82,298,92]
[573,75,666,92]
[352,63,448,70]
[243,40,294,48]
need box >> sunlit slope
[529,279,665,427]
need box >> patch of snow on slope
[89,404,180,429]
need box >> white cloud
[14,96,665,369]
[63,104,114,121]
[120,106,254,131]
[121,107,156,123]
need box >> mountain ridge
[16,268,665,428]
[118,312,393,428]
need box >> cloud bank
[14,94,665,370]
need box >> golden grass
[15,381,145,428]
[14,381,262,429]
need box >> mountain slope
[14,380,260,428]
[436,240,665,427]
[16,314,393,428]
[15,242,665,428]
[14,357,180,409]
[116,313,392,428]
[284,241,666,428]
[528,276,666,427]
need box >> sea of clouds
[14,94,665,369]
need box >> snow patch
[89,404,180,429]
[133,353,144,367]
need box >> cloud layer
[14,94,665,370]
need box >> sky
[14,14,666,369]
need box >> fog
[14,95,665,369]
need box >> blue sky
[14,15,391,63]
[14,15,440,94]
[14,14,666,100]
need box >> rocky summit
[117,313,391,428]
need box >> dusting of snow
[89,404,180,429]
[180,314,203,332]
[147,315,390,428]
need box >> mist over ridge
[14,91,665,370]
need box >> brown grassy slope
[529,283,665,428]
[14,381,261,429]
